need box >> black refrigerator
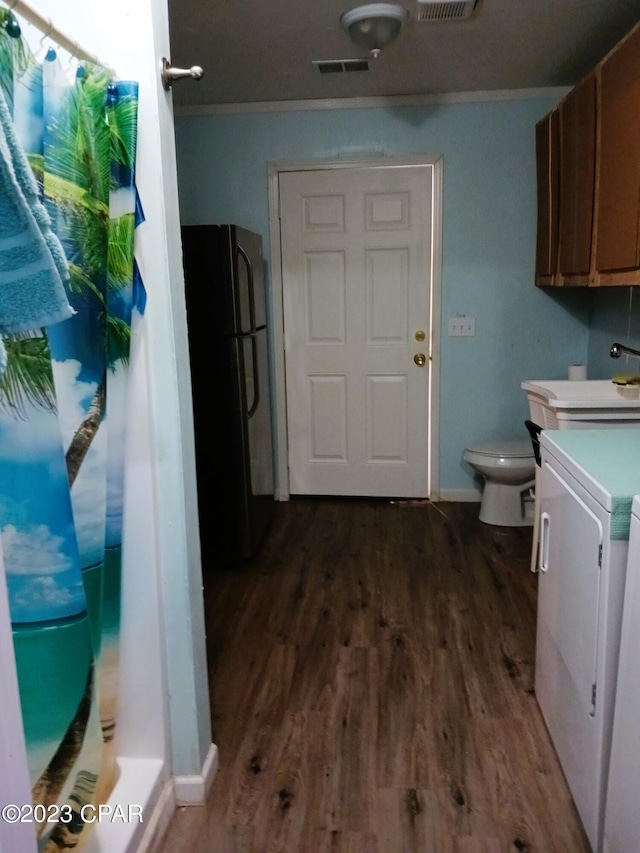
[181,224,275,565]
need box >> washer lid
[466,439,534,458]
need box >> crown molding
[173,87,570,117]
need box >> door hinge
[598,543,603,568]
[590,682,597,716]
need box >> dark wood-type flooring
[157,498,591,853]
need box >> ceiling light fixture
[340,3,408,58]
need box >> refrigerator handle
[247,334,260,419]
[237,245,256,332]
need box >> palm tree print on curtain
[0,10,143,850]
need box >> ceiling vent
[312,59,370,74]
[416,0,477,21]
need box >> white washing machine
[537,429,640,852]
[521,380,640,573]
[603,494,640,853]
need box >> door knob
[414,353,426,366]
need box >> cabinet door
[535,110,560,283]
[596,24,640,274]
[558,73,596,278]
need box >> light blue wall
[175,97,592,494]
[588,288,640,379]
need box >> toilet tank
[521,379,640,429]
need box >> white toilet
[463,439,536,527]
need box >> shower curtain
[0,8,143,850]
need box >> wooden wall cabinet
[535,75,597,287]
[558,74,596,282]
[535,109,560,285]
[535,22,640,288]
[594,23,640,284]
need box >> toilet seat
[465,439,534,459]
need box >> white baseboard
[438,488,482,502]
[174,743,219,806]
[136,744,219,851]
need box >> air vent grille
[313,59,370,74]
[416,0,476,21]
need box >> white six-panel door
[279,165,432,497]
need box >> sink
[521,379,640,429]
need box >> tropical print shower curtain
[0,8,143,850]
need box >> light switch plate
[448,317,475,336]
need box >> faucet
[610,342,640,359]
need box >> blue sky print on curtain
[0,8,142,851]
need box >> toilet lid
[466,439,534,459]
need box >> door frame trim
[268,156,443,500]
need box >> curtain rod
[3,0,112,71]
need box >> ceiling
[167,0,640,110]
